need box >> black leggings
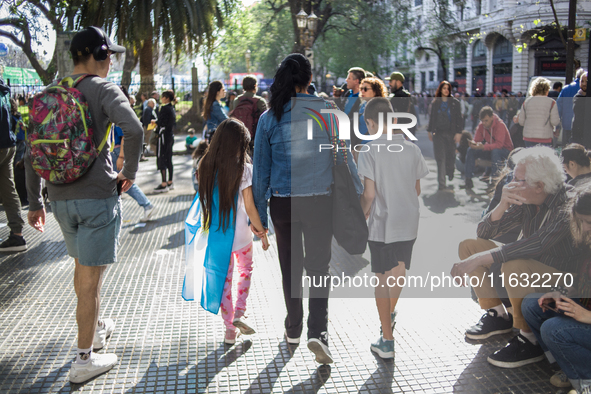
[157,132,174,183]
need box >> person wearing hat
[386,72,417,135]
[24,26,145,384]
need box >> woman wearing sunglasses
[354,77,387,154]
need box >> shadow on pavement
[452,333,555,393]
[422,191,461,214]
[357,354,395,393]
[284,364,332,394]
[244,340,297,393]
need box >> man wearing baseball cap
[386,71,417,134]
[25,26,144,384]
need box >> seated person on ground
[562,143,591,187]
[452,146,583,369]
[522,185,591,394]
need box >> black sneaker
[0,233,27,252]
[487,334,545,368]
[465,309,513,340]
[153,184,169,193]
[307,332,333,364]
[448,173,454,181]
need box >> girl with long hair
[197,118,269,344]
[154,90,176,192]
[202,81,229,142]
[252,53,363,364]
[427,81,463,190]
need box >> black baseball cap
[69,26,125,57]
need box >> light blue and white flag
[183,190,235,314]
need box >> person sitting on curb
[522,185,591,394]
[451,146,584,369]
[462,106,514,190]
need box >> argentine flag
[183,190,235,314]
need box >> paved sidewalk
[0,133,568,393]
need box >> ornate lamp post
[296,8,318,51]
[245,49,251,73]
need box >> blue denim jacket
[253,93,363,228]
[205,101,229,136]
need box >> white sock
[545,350,556,364]
[382,336,393,342]
[76,347,93,364]
[520,330,538,345]
[491,304,507,318]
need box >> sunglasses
[361,87,372,92]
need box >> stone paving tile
[0,147,562,393]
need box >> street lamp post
[296,8,318,67]
[245,49,251,74]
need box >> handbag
[323,102,369,255]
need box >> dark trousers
[157,132,174,182]
[270,195,332,341]
[433,133,456,188]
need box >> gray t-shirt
[25,74,144,211]
[357,134,429,243]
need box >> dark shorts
[368,239,416,274]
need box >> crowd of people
[0,26,590,393]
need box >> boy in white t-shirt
[357,98,429,359]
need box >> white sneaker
[93,318,115,350]
[140,205,157,222]
[69,352,118,384]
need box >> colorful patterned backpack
[26,74,111,184]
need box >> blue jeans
[464,147,509,180]
[522,295,591,380]
[111,148,152,209]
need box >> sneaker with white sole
[0,233,27,252]
[153,184,169,193]
[93,318,115,350]
[370,336,394,359]
[233,316,255,335]
[465,309,513,340]
[69,352,118,384]
[285,331,300,344]
[487,334,545,368]
[307,333,333,364]
[167,183,174,190]
[224,328,238,345]
[140,205,157,222]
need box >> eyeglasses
[361,87,372,92]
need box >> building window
[429,71,435,81]
[475,0,481,14]
[415,0,423,5]
[459,5,464,20]
[473,40,487,59]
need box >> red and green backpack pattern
[26,74,111,184]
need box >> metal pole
[565,0,577,84]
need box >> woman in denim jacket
[252,53,362,365]
[202,81,228,142]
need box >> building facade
[408,0,591,94]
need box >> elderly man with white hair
[451,146,583,369]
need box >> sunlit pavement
[0,131,564,393]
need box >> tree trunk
[121,46,138,90]
[138,33,155,101]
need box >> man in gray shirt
[25,27,144,384]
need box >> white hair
[147,98,157,106]
[513,146,566,194]
[576,68,586,79]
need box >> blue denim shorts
[51,195,122,266]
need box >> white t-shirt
[232,163,253,252]
[357,134,429,243]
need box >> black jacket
[0,77,15,149]
[571,90,590,147]
[427,97,463,136]
[390,87,417,134]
